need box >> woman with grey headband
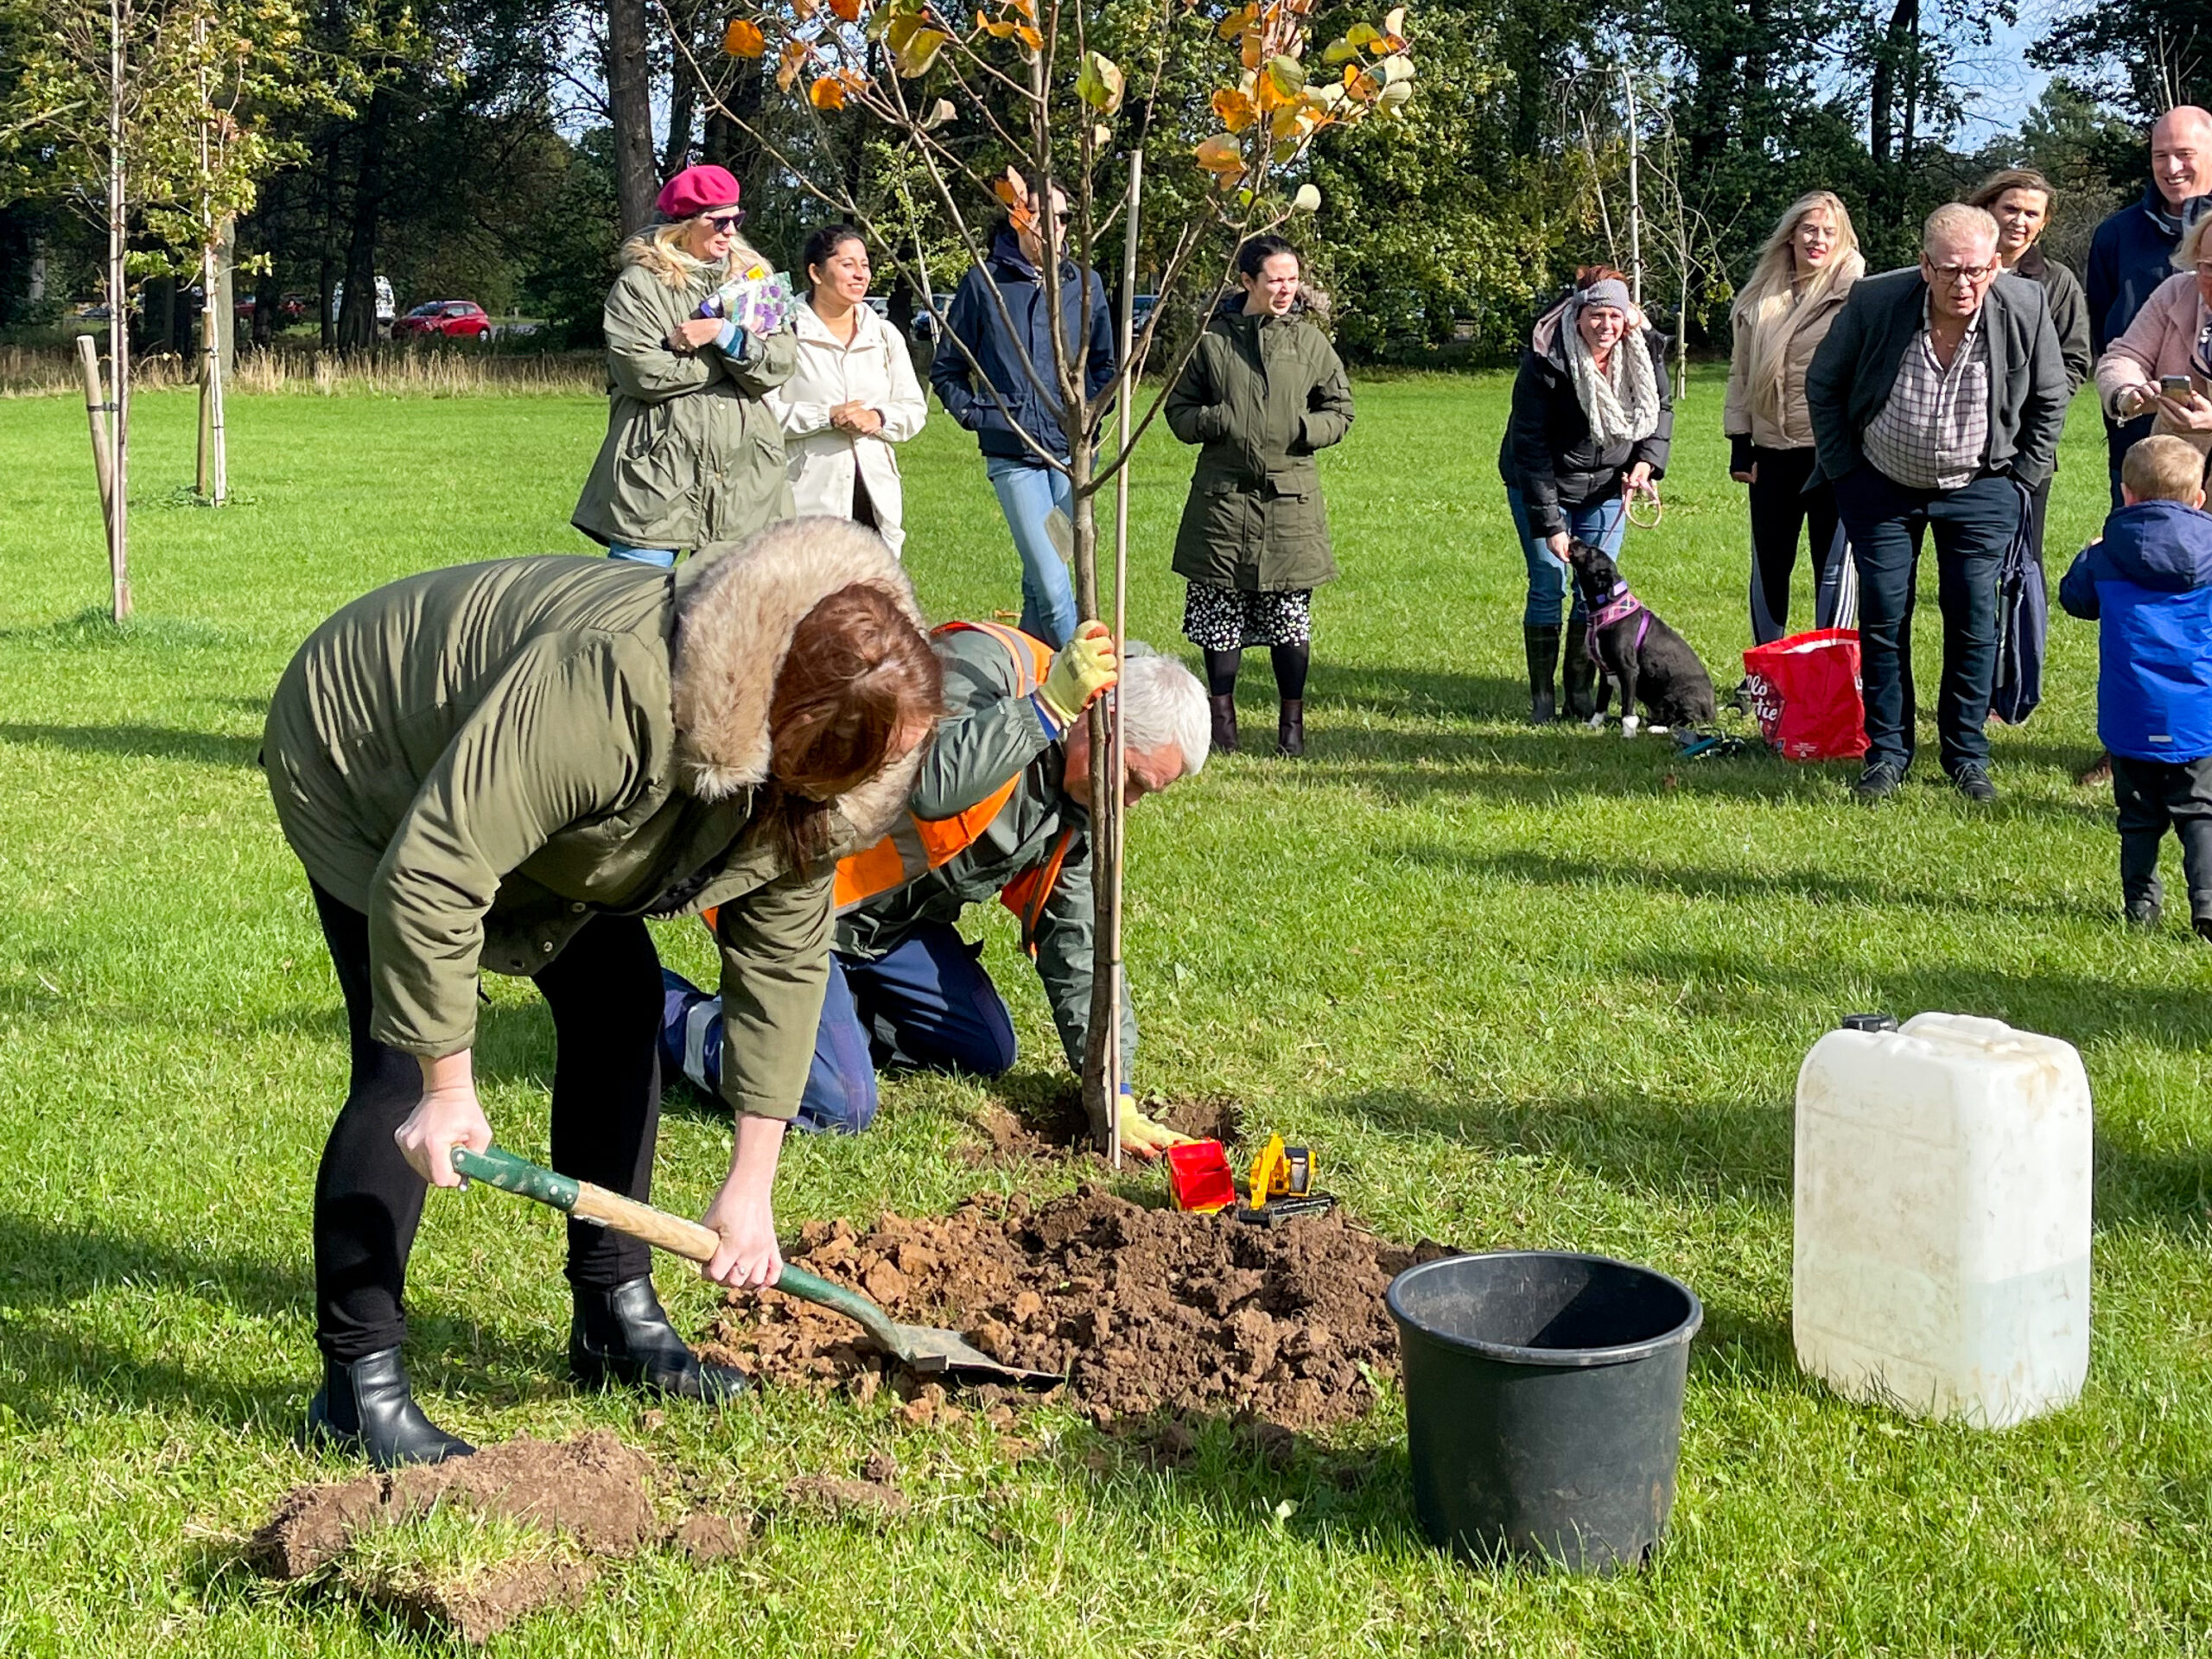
[1497,266,1675,723]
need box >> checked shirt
[1862,296,1992,492]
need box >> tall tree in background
[607,0,657,231]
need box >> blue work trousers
[658,924,1018,1135]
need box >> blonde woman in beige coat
[1725,190,1866,643]
[2095,211,2212,467]
[766,226,930,556]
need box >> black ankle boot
[570,1277,749,1402]
[1562,621,1597,721]
[1276,698,1305,758]
[1523,624,1561,723]
[1208,694,1239,755]
[307,1347,474,1470]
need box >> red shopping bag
[1742,628,1867,762]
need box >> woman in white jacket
[768,226,930,556]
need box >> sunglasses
[703,209,746,232]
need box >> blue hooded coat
[928,230,1116,465]
[2058,499,2212,761]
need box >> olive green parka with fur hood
[262,522,925,1121]
[573,232,799,552]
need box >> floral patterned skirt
[1181,582,1313,651]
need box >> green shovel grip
[451,1144,580,1211]
[770,1264,912,1360]
[448,1145,910,1361]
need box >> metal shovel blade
[891,1319,1065,1387]
[773,1264,1065,1389]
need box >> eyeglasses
[1926,261,1996,284]
[703,210,746,232]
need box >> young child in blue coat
[2059,434,2212,936]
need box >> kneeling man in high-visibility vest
[660,618,1211,1160]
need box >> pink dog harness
[1585,580,1649,658]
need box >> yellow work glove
[1117,1106,1193,1162]
[1037,620,1118,728]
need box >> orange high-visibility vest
[705,620,1077,952]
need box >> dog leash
[1625,480,1663,530]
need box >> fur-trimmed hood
[669,516,927,846]
[619,229,770,291]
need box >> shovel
[448,1144,1063,1388]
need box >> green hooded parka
[1166,306,1354,593]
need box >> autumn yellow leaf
[810,74,848,107]
[1194,131,1245,175]
[1214,3,1254,38]
[777,38,810,88]
[792,0,817,17]
[722,16,766,55]
[1014,22,1042,48]
[1211,86,1256,130]
[829,0,864,21]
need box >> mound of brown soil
[247,1432,775,1643]
[704,1186,1450,1433]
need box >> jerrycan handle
[1840,1012,1899,1033]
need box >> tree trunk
[1069,443,1118,1151]
[1869,0,1915,169]
[338,87,392,352]
[607,0,658,235]
[703,58,762,181]
[106,0,130,622]
[662,0,698,177]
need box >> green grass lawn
[3,367,2211,1656]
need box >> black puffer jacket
[1496,301,1674,539]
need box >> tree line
[0,0,2199,362]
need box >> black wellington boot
[1276,698,1306,758]
[1523,624,1561,723]
[1562,620,1598,721]
[1208,694,1239,756]
[307,1347,475,1470]
[570,1277,750,1402]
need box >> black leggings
[1203,644,1309,701]
[309,884,664,1361]
[1746,444,1847,643]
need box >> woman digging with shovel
[261,519,944,1469]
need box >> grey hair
[1923,202,1998,256]
[1117,645,1210,776]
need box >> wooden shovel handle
[570,1182,722,1263]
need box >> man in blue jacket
[2059,434,2212,938]
[2085,106,2212,507]
[928,179,1116,647]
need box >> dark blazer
[1803,267,2070,489]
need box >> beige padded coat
[1724,253,1865,452]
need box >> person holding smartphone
[2094,212,2212,467]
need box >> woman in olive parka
[1166,235,1354,759]
[573,165,798,564]
[262,519,944,1469]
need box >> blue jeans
[1504,486,1626,626]
[986,455,1077,647]
[657,924,1018,1135]
[608,543,677,569]
[1834,464,2018,779]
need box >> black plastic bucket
[1387,1251,1703,1573]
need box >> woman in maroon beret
[574,165,800,564]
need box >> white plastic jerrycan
[1793,1012,2092,1428]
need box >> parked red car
[393,300,492,340]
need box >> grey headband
[1576,277,1633,313]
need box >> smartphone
[2161,374,2193,395]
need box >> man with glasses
[2088,106,2212,509]
[1806,203,2071,804]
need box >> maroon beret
[656,165,742,220]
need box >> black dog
[1565,540,1718,734]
